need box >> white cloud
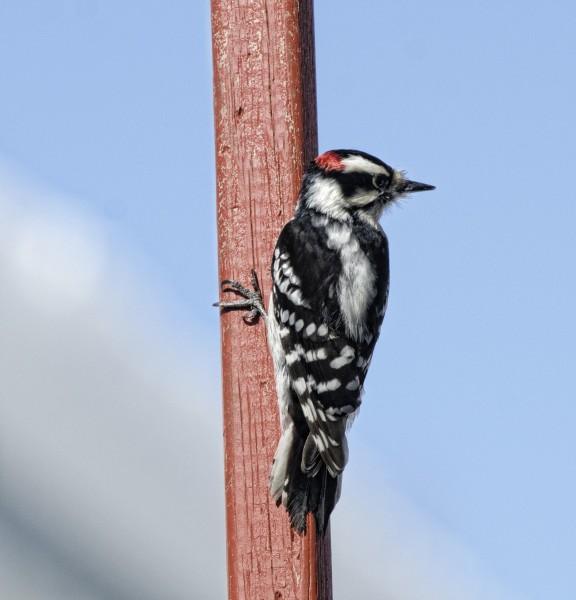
[7,206,107,313]
[0,162,225,600]
[333,473,522,600]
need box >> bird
[216,149,434,534]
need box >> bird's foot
[213,269,266,324]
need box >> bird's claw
[213,269,267,324]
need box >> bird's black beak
[400,179,436,193]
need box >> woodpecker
[216,149,434,534]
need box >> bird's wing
[271,218,387,477]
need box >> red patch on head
[315,151,345,172]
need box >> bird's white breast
[326,222,376,341]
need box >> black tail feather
[283,434,340,535]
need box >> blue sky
[1,1,575,599]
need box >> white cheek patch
[303,175,351,222]
[348,189,380,207]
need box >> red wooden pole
[211,1,332,599]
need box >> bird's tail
[270,422,341,535]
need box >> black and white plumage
[216,149,434,535]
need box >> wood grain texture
[211,1,332,598]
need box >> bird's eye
[372,174,389,189]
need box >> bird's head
[298,149,435,223]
